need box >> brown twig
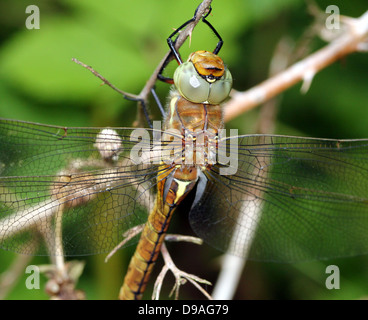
[71,58,140,101]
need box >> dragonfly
[1,6,368,300]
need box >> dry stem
[152,242,212,300]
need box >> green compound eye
[207,67,232,104]
[173,61,232,105]
[174,62,210,103]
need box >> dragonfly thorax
[163,89,223,169]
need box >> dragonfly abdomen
[119,166,198,300]
[119,201,173,300]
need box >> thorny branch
[223,9,368,123]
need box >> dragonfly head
[173,50,232,105]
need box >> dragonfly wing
[189,135,368,262]
[0,119,163,256]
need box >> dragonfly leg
[157,4,222,84]
[123,96,153,128]
[150,87,166,118]
[156,17,192,84]
[202,8,223,54]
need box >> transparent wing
[189,135,368,262]
[0,119,175,256]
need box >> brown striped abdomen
[119,165,198,300]
[119,202,174,299]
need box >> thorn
[188,29,193,47]
[300,69,316,94]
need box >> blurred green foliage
[0,0,368,300]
